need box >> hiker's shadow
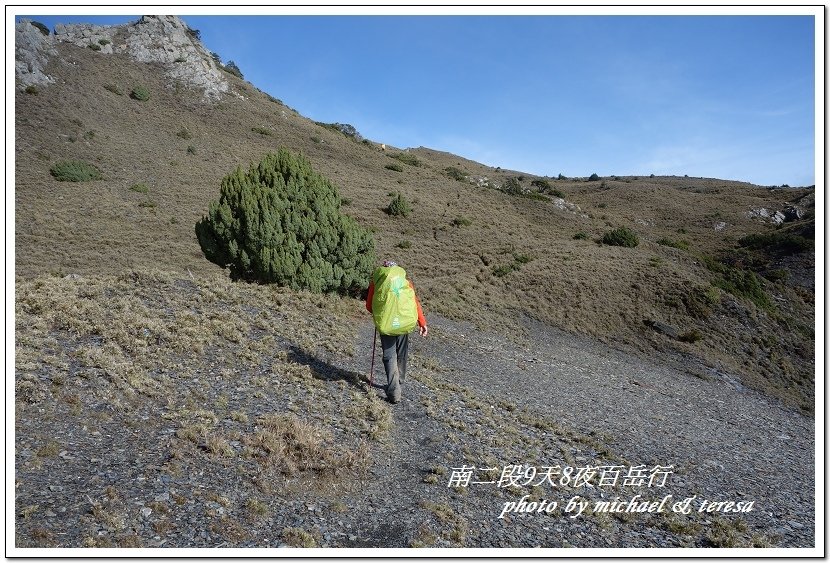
[287,345,386,390]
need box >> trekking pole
[369,327,377,387]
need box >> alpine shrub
[386,192,412,217]
[601,227,639,247]
[738,232,813,255]
[50,160,102,182]
[588,173,600,181]
[445,167,467,181]
[224,61,243,79]
[501,177,522,195]
[657,237,690,250]
[388,152,420,167]
[316,122,362,141]
[531,178,551,191]
[103,83,122,95]
[195,149,376,294]
[130,86,150,101]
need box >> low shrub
[88,43,101,51]
[385,163,403,172]
[176,128,193,140]
[386,192,412,217]
[588,173,601,181]
[25,85,38,95]
[388,152,420,167]
[573,232,589,240]
[531,178,551,191]
[713,268,771,310]
[657,237,690,250]
[98,38,111,45]
[445,167,467,181]
[187,145,197,155]
[601,227,639,247]
[451,216,472,227]
[763,269,789,283]
[103,83,122,95]
[738,231,813,255]
[492,263,519,277]
[501,177,522,195]
[396,240,412,249]
[130,86,150,101]
[50,160,102,182]
[130,183,149,194]
[252,126,272,136]
[315,122,363,141]
[679,330,703,343]
[513,253,533,264]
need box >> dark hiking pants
[380,333,409,402]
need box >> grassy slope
[15,40,815,413]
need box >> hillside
[13,16,817,550]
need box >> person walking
[366,260,428,403]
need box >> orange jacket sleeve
[366,281,374,313]
[408,280,427,328]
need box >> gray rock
[15,20,56,89]
[644,319,679,339]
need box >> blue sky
[16,12,818,186]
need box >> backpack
[371,265,418,335]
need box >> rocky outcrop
[15,19,57,88]
[53,21,117,53]
[17,15,229,100]
[746,207,786,225]
[119,16,229,100]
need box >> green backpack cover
[372,265,418,335]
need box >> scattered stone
[644,319,679,339]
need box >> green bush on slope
[195,148,376,294]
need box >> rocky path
[348,313,816,548]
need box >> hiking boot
[386,386,402,404]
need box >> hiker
[366,260,428,403]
